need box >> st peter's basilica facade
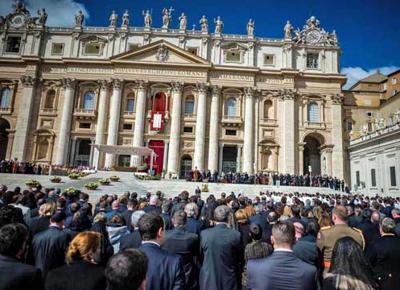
[0,3,347,179]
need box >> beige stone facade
[0,4,347,179]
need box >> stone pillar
[243,87,255,174]
[167,82,183,175]
[325,148,333,176]
[218,143,224,173]
[298,143,305,175]
[12,76,37,162]
[208,86,220,172]
[273,147,279,172]
[331,95,344,179]
[104,79,123,168]
[236,145,242,172]
[54,78,76,165]
[193,83,208,170]
[130,80,148,167]
[281,90,296,174]
[93,80,110,170]
[162,141,169,174]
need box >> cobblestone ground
[0,171,349,203]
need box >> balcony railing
[73,109,96,117]
[261,118,277,125]
[304,121,326,129]
[0,107,12,114]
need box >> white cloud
[0,0,89,27]
[341,66,400,89]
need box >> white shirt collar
[141,241,161,247]
[274,248,293,253]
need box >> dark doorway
[180,155,192,178]
[303,136,321,175]
[0,118,10,160]
[222,146,237,173]
[74,139,91,166]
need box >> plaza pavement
[0,171,349,203]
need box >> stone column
[93,80,110,170]
[104,79,123,168]
[326,148,332,176]
[281,89,296,174]
[54,78,76,165]
[298,143,305,175]
[218,143,224,173]
[130,80,148,167]
[12,76,37,162]
[236,145,242,172]
[273,147,279,172]
[208,86,220,172]
[331,94,344,179]
[162,141,169,174]
[193,83,208,171]
[243,87,255,174]
[167,82,183,176]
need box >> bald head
[371,211,381,224]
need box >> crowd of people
[188,169,348,192]
[0,182,399,290]
[0,159,94,176]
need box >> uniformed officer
[317,205,365,273]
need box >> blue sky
[1,0,399,87]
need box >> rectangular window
[187,47,198,55]
[390,166,397,186]
[184,100,194,115]
[226,51,241,62]
[183,126,193,133]
[79,122,91,129]
[226,129,237,136]
[356,171,360,187]
[306,53,319,69]
[347,120,353,131]
[367,122,373,132]
[84,43,101,55]
[5,36,21,53]
[123,123,133,130]
[263,54,274,66]
[371,169,376,187]
[128,43,139,51]
[392,78,397,85]
[126,99,135,112]
[51,43,64,55]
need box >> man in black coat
[199,205,243,290]
[358,209,381,249]
[367,218,400,290]
[0,223,43,290]
[247,221,317,290]
[249,204,268,232]
[184,202,203,235]
[163,210,199,290]
[32,212,71,278]
[138,212,185,290]
[119,210,145,251]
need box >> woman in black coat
[45,231,106,290]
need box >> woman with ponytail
[45,231,106,290]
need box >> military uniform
[317,224,365,271]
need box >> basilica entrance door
[222,146,237,173]
[74,139,91,166]
[0,118,10,160]
[303,136,321,175]
[180,155,192,178]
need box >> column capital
[20,75,37,87]
[244,86,254,97]
[331,93,344,104]
[111,79,124,89]
[134,80,149,91]
[98,79,111,90]
[171,81,184,93]
[61,78,77,89]
[211,85,222,96]
[195,82,209,94]
[279,88,297,100]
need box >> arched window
[126,93,135,112]
[83,91,95,110]
[264,100,273,119]
[44,89,56,109]
[225,97,237,117]
[0,88,11,109]
[184,96,194,115]
[307,102,319,123]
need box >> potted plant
[49,176,61,183]
[110,175,120,182]
[65,187,78,195]
[79,172,89,177]
[99,178,111,185]
[25,179,41,188]
[84,182,98,190]
[201,184,209,192]
[68,173,80,180]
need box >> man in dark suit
[199,205,243,290]
[163,210,199,289]
[367,218,400,290]
[138,212,185,290]
[122,199,138,231]
[143,196,162,214]
[358,209,381,249]
[0,223,43,290]
[184,202,203,235]
[32,212,71,278]
[247,221,317,290]
[119,210,145,252]
[262,211,278,244]
[249,204,268,232]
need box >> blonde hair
[66,231,101,264]
[93,212,107,223]
[235,209,248,224]
[39,202,56,217]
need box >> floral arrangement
[68,173,80,180]
[84,182,98,190]
[135,175,161,181]
[110,175,120,182]
[65,187,78,194]
[49,176,61,183]
[25,179,41,188]
[98,178,111,185]
[79,172,90,177]
[201,184,209,192]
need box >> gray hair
[214,205,230,223]
[381,217,396,234]
[173,210,187,227]
[184,202,198,218]
[131,210,146,227]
